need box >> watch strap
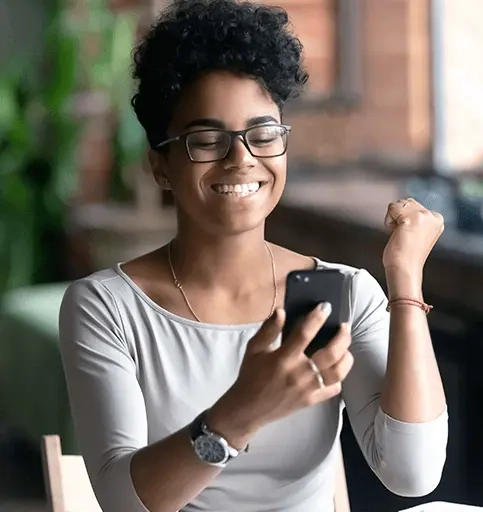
[190,411,240,460]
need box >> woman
[59,1,448,511]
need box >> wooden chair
[41,435,350,512]
[41,435,102,512]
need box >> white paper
[399,502,483,512]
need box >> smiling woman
[58,1,448,512]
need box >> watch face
[193,435,228,465]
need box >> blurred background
[1,0,483,511]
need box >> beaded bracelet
[386,297,433,315]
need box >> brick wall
[144,0,434,169]
[264,0,337,97]
[283,0,433,167]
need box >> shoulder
[313,257,381,288]
[60,267,127,320]
[59,268,131,352]
[273,244,384,295]
[313,258,388,329]
[314,258,359,276]
[315,259,383,294]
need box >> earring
[163,178,172,191]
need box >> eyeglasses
[155,124,291,163]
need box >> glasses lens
[246,125,287,157]
[186,130,231,162]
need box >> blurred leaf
[44,26,79,113]
[117,104,146,165]
[5,215,36,290]
[0,81,18,135]
[0,0,147,298]
[8,113,32,149]
[51,120,79,202]
[0,151,30,180]
[110,13,137,105]
[1,171,32,211]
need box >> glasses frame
[155,124,292,163]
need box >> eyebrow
[183,115,279,131]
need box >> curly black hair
[131,0,308,149]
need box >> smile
[211,181,265,198]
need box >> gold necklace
[167,241,278,323]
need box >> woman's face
[152,71,288,237]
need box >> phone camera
[304,276,310,283]
[295,274,301,281]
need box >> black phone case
[282,269,348,357]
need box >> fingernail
[318,302,332,316]
[340,322,350,332]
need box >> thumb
[247,308,285,354]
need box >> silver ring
[307,359,324,389]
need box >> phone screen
[282,269,347,357]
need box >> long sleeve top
[59,259,448,512]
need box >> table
[400,503,483,511]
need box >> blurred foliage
[69,0,145,188]
[0,0,145,296]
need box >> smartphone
[282,268,348,357]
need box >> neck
[169,225,272,294]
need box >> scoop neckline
[114,258,323,331]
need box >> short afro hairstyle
[131,0,308,149]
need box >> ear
[148,149,170,188]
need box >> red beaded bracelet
[386,297,433,314]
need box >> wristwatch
[189,411,243,468]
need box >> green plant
[0,2,79,293]
[72,0,146,201]
[0,0,146,296]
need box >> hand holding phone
[210,304,352,447]
[207,268,353,448]
[282,268,348,357]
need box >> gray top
[59,259,448,512]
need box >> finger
[306,358,325,389]
[384,207,396,231]
[387,202,420,228]
[397,197,421,209]
[279,302,332,357]
[431,210,445,229]
[304,381,342,407]
[387,198,414,212]
[384,200,406,230]
[312,323,351,371]
[290,359,325,393]
[247,308,285,354]
[319,351,354,386]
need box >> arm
[381,268,446,422]
[59,279,224,512]
[341,269,448,498]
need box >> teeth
[213,182,261,196]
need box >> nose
[223,135,257,170]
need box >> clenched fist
[383,197,444,275]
